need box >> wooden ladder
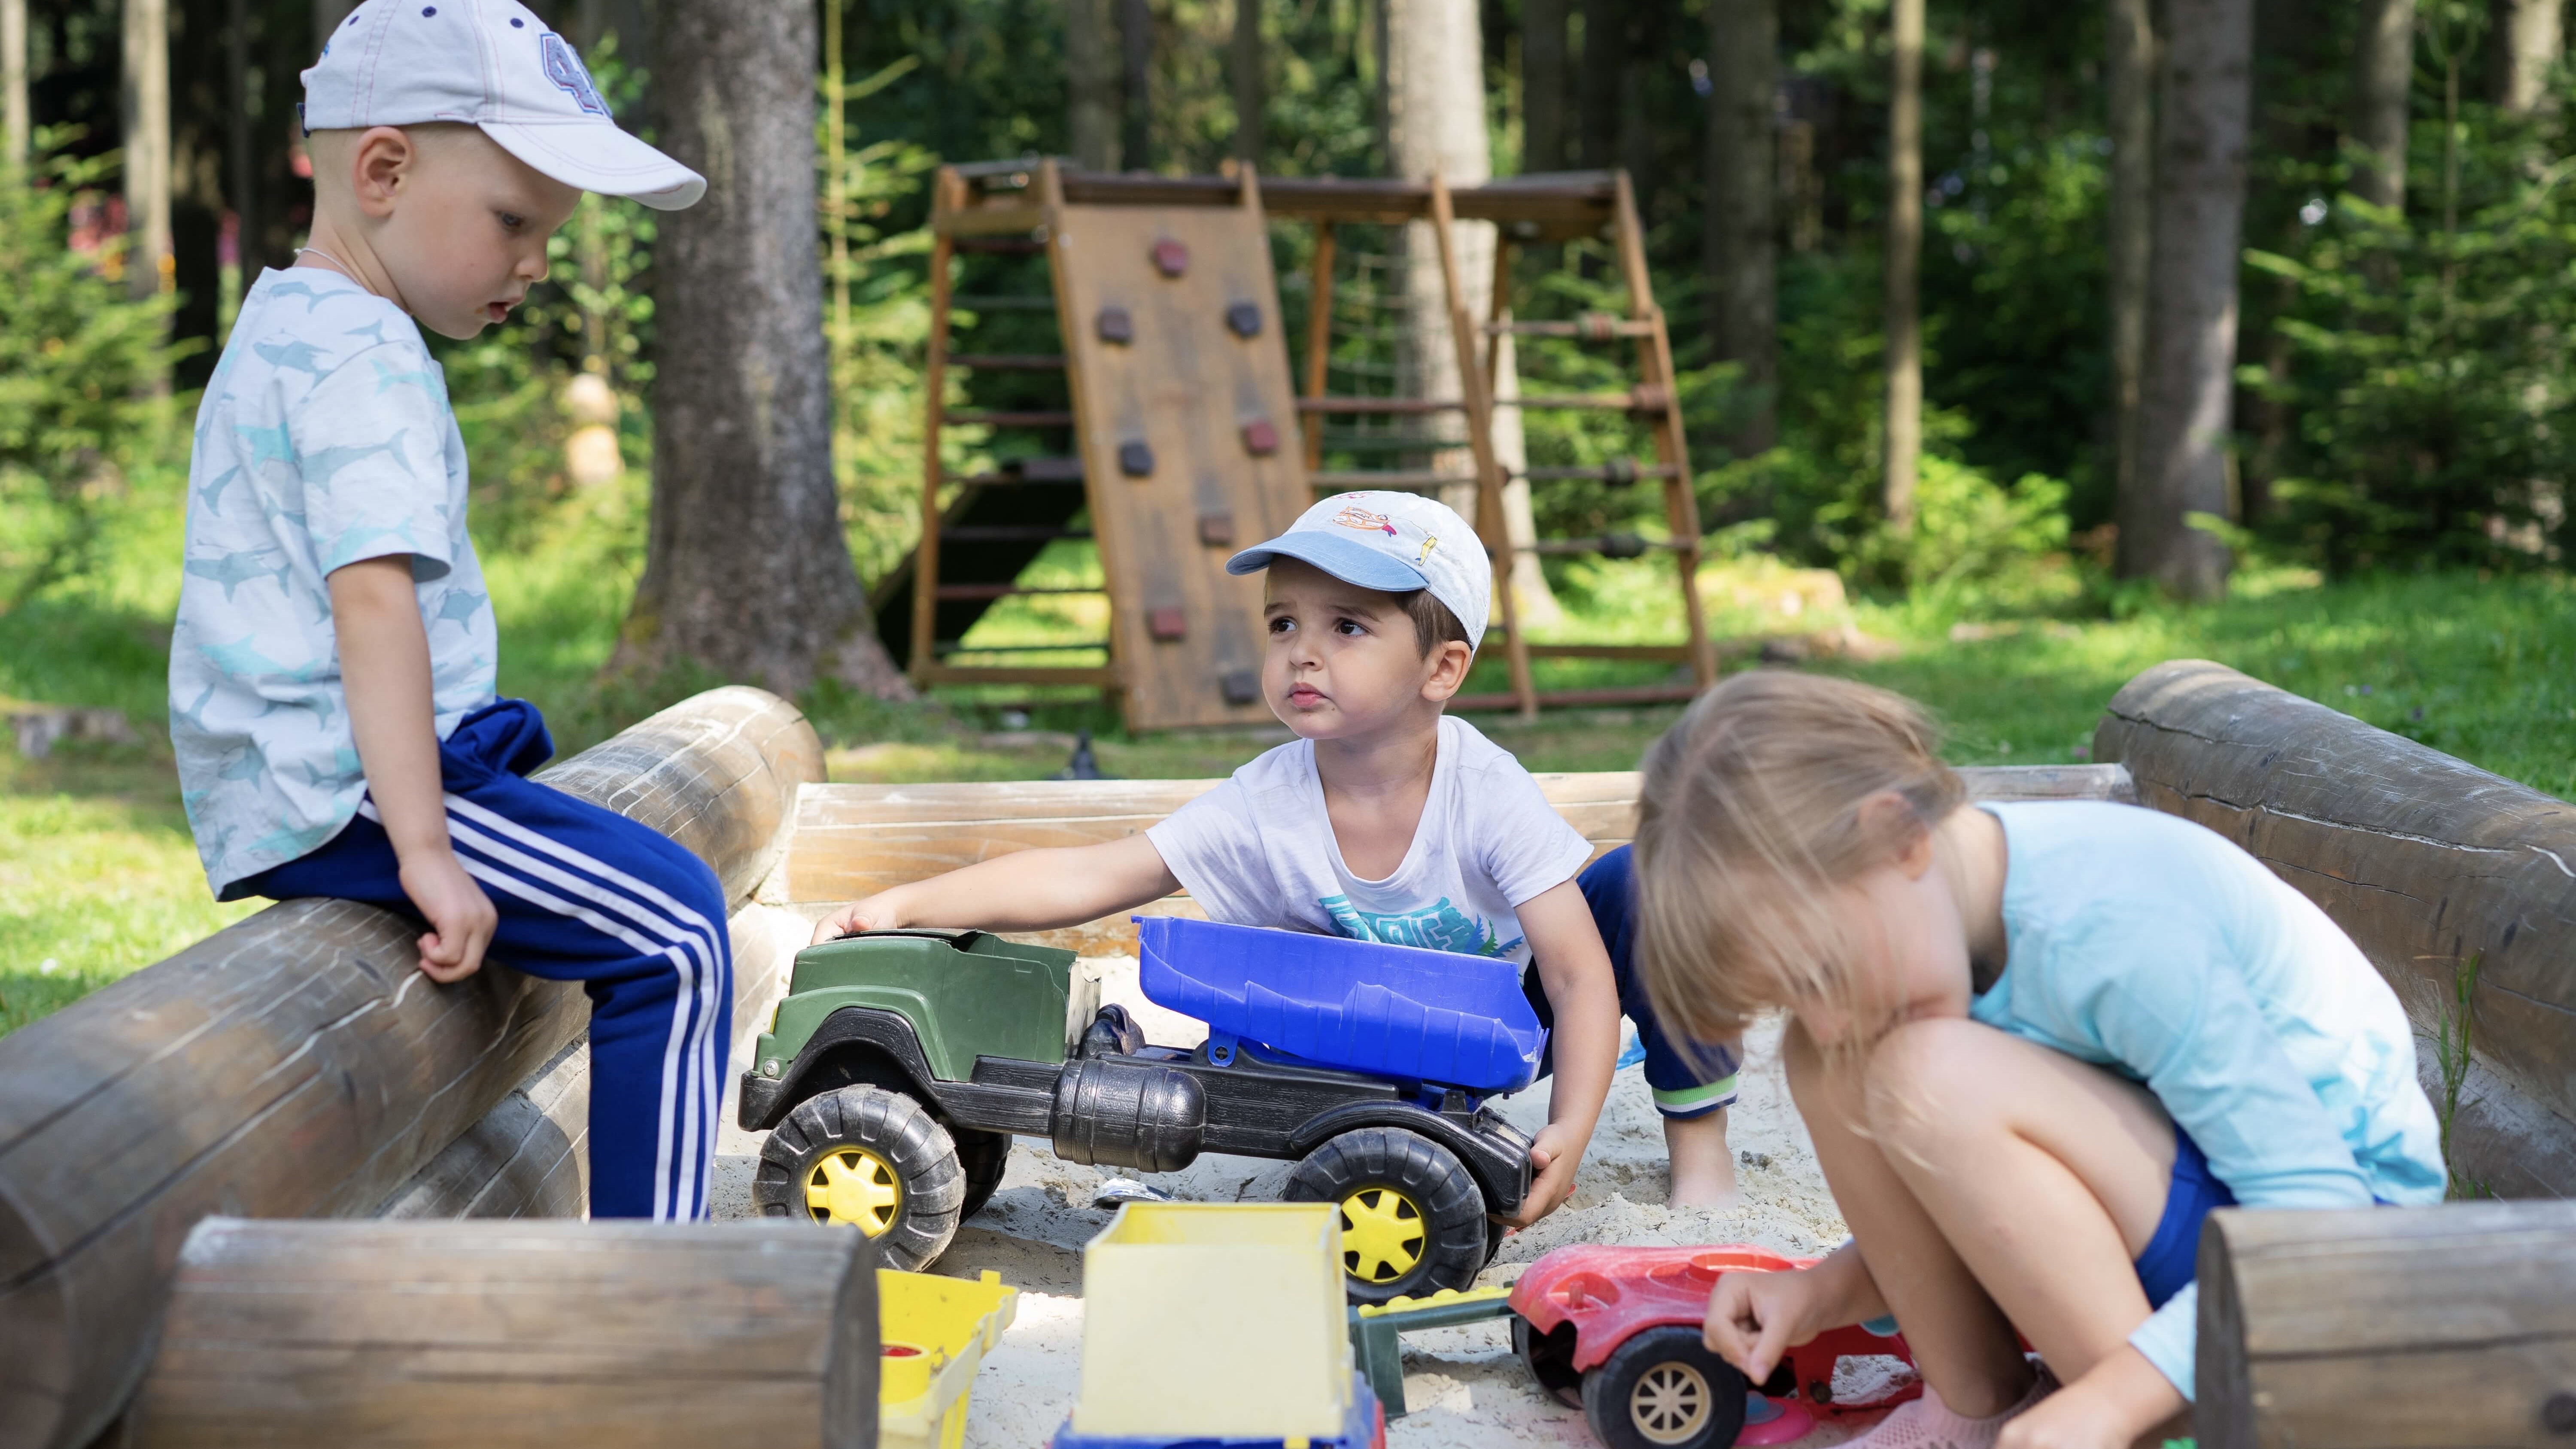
[1291,171,1717,719]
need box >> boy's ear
[1418,639,1475,702]
[349,126,419,218]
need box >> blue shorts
[2134,1127,2237,1308]
[1524,845,1741,1119]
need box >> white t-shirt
[1145,716,1593,966]
[170,267,496,896]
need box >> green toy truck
[738,928,1538,1302]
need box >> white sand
[711,957,1880,1448]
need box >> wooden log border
[2094,659,2576,1197]
[0,687,822,1449]
[2197,1200,2576,1448]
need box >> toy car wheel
[754,1084,966,1270]
[1285,1127,1486,1304]
[1580,1325,1749,1449]
[1513,1315,1585,1408]
[956,1126,1010,1221]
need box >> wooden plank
[2093,659,2576,1195]
[0,687,823,1449]
[1048,162,1313,729]
[779,764,2136,906]
[128,1218,877,1449]
[2196,1201,2576,1449]
[1427,172,1534,720]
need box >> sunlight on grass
[0,746,260,1035]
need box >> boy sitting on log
[169,0,726,1221]
[812,491,1741,1219]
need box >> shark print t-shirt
[170,267,496,896]
[1145,715,1594,967]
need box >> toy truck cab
[1508,1245,1922,1449]
[740,921,1539,1302]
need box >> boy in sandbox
[812,490,1744,1217]
[170,0,726,1220]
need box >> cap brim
[1226,531,1429,592]
[481,118,707,210]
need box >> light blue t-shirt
[170,267,498,896]
[1973,801,2445,1401]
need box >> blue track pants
[232,698,732,1220]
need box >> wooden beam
[128,1218,879,1449]
[373,1040,589,1222]
[777,766,2137,950]
[2196,1200,2576,1449]
[2093,659,2576,1197]
[0,687,823,1449]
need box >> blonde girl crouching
[1632,671,2443,1449]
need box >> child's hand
[400,848,496,984]
[1701,1264,1837,1383]
[810,894,903,945]
[1496,1124,1584,1228]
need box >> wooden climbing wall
[1045,171,1314,730]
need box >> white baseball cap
[302,0,705,210]
[1227,491,1492,648]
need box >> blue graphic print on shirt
[1317,893,1524,958]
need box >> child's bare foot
[1663,1108,1743,1208]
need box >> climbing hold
[1198,511,1237,547]
[1096,306,1134,345]
[1151,239,1190,277]
[1240,419,1280,457]
[1148,606,1188,641]
[1219,669,1261,706]
[1225,301,1262,338]
[1118,440,1155,477]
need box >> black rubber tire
[755,1084,964,1270]
[1513,1315,1586,1408]
[1580,1324,1748,1449]
[956,1127,1010,1222]
[1284,1127,1487,1305]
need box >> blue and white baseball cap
[302,0,705,210]
[1227,491,1491,648]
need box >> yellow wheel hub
[1627,1361,1712,1445]
[806,1146,902,1234]
[1338,1185,1425,1284]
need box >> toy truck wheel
[1580,1325,1749,1449]
[754,1084,966,1270]
[1284,1127,1486,1304]
[956,1126,1010,1221]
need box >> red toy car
[1508,1245,1923,1449]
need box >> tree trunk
[2119,0,2252,599]
[1119,0,1150,172]
[312,0,355,52]
[1577,0,1619,169]
[2348,0,2414,210]
[1704,0,1778,459]
[1882,0,1923,532]
[2107,0,2154,525]
[1231,0,1261,163]
[2492,0,2563,115]
[123,0,170,304]
[614,0,908,699]
[1386,0,1553,621]
[169,0,225,389]
[1066,0,1118,170]
[2,0,26,168]
[1522,0,1566,172]
[224,0,255,292]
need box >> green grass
[5,466,2570,1036]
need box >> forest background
[3,0,2574,1027]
